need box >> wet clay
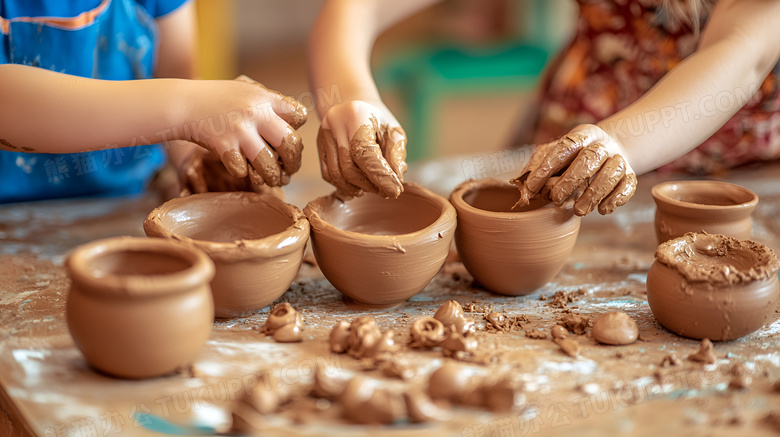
[441,330,478,358]
[220,149,248,178]
[591,311,639,345]
[687,338,717,364]
[554,338,581,358]
[350,117,403,199]
[329,317,399,360]
[144,191,309,318]
[652,181,758,243]
[339,376,404,425]
[450,179,580,295]
[304,183,456,306]
[647,233,780,340]
[260,303,303,343]
[573,154,628,216]
[410,317,447,349]
[433,300,475,336]
[66,237,214,379]
[560,313,590,335]
[230,373,292,433]
[551,324,569,340]
[427,364,521,413]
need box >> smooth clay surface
[304,182,456,306]
[450,179,581,295]
[647,232,780,340]
[144,192,309,318]
[66,236,214,378]
[652,180,758,244]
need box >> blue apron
[0,0,166,203]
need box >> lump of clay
[261,303,303,343]
[551,324,568,340]
[230,374,290,433]
[427,363,477,404]
[339,376,404,425]
[311,365,347,400]
[559,313,589,335]
[688,338,716,364]
[442,330,478,358]
[404,391,452,423]
[427,364,521,413]
[410,317,447,348]
[347,317,383,358]
[329,321,350,353]
[591,311,638,345]
[554,338,581,358]
[434,300,475,335]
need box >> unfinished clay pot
[651,181,758,244]
[304,183,455,307]
[450,179,581,295]
[646,232,780,341]
[144,192,309,318]
[66,236,214,379]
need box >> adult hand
[182,75,307,187]
[510,124,637,216]
[317,100,407,198]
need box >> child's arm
[0,64,307,187]
[308,0,441,198]
[515,0,780,215]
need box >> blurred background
[194,0,576,180]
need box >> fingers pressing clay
[525,133,589,195]
[335,131,381,195]
[550,142,609,205]
[574,154,627,216]
[219,148,248,179]
[249,139,283,187]
[317,128,362,197]
[598,171,638,215]
[350,119,403,199]
[381,126,408,181]
[255,114,303,176]
[234,75,308,130]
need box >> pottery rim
[144,192,310,261]
[304,182,456,244]
[450,178,573,221]
[66,236,215,296]
[651,180,758,213]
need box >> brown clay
[260,303,303,343]
[434,300,475,335]
[660,353,681,367]
[450,179,581,295]
[427,364,478,404]
[554,338,581,358]
[304,183,455,306]
[144,191,310,318]
[591,311,639,345]
[560,313,590,335]
[410,317,447,348]
[403,391,452,423]
[651,181,758,243]
[329,321,351,353]
[339,377,404,425]
[688,338,717,364]
[647,233,780,340]
[551,325,569,340]
[65,237,214,379]
[441,330,478,358]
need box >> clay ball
[591,311,638,345]
[427,364,475,403]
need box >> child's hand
[510,124,637,216]
[178,147,260,195]
[181,75,307,187]
[316,100,407,198]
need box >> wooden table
[1,155,779,437]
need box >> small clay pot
[651,180,758,244]
[304,183,456,307]
[450,179,581,295]
[66,236,215,379]
[144,192,309,318]
[646,232,780,341]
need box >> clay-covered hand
[182,75,308,188]
[510,124,637,216]
[177,147,267,196]
[317,100,407,198]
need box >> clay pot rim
[651,180,758,212]
[144,192,310,261]
[66,236,215,297]
[303,182,456,244]
[450,178,567,219]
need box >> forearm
[598,0,780,175]
[0,64,190,153]
[308,0,440,116]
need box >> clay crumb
[554,338,581,358]
[525,329,546,339]
[260,302,303,343]
[547,288,586,309]
[538,294,547,301]
[687,338,716,364]
[464,301,494,314]
[559,313,590,335]
[660,353,681,367]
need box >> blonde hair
[661,0,714,34]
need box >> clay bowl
[144,192,309,318]
[646,232,780,341]
[66,236,214,379]
[450,179,581,295]
[651,180,758,244]
[304,182,456,307]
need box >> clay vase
[144,192,309,318]
[651,180,758,244]
[304,182,456,307]
[450,179,581,295]
[66,236,214,379]
[646,232,780,341]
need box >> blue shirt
[0,0,188,203]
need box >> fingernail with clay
[221,149,248,178]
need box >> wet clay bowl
[304,182,456,307]
[144,192,309,318]
[450,179,581,295]
[651,180,758,244]
[66,236,215,379]
[646,232,780,341]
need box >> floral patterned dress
[532,0,780,174]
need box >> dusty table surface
[1,156,780,437]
